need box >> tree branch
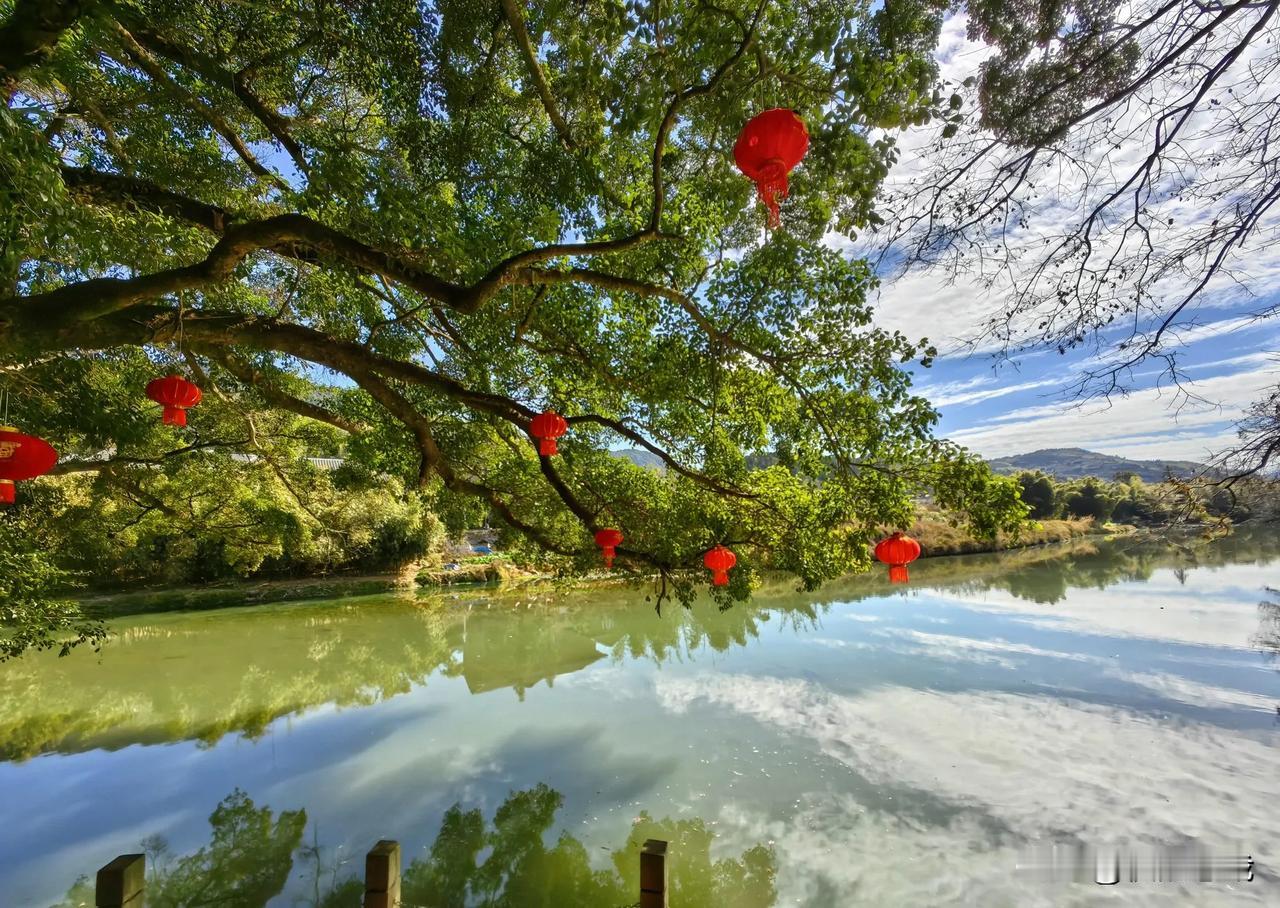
[499,0,576,150]
[648,0,766,230]
[114,13,311,175]
[201,348,364,434]
[55,166,670,315]
[108,21,284,186]
[49,437,251,474]
[0,0,89,90]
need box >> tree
[0,483,103,660]
[145,790,307,908]
[1015,470,1056,519]
[0,0,1027,644]
[1062,478,1118,522]
[56,783,777,908]
[880,0,1280,475]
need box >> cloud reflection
[659,674,1278,903]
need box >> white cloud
[868,267,1003,351]
[879,628,1104,664]
[947,367,1275,459]
[1114,670,1277,712]
[928,374,1062,408]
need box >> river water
[1,532,1277,906]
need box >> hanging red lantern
[529,410,568,456]
[733,108,809,228]
[0,427,58,504]
[146,375,202,426]
[594,528,624,568]
[703,544,737,587]
[875,532,922,584]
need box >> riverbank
[77,518,1120,618]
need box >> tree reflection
[53,789,306,907]
[54,786,776,908]
[343,782,775,908]
[1254,587,1280,669]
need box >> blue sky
[892,304,1277,462]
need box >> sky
[854,14,1280,464]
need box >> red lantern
[146,375,202,426]
[530,410,568,456]
[733,108,809,228]
[0,426,58,504]
[875,532,921,584]
[594,528,624,568]
[703,544,737,587]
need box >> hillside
[612,448,666,470]
[986,448,1204,482]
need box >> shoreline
[76,521,1143,619]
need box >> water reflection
[5,530,1278,906]
[1256,588,1280,668]
[1,529,1275,762]
[52,786,776,908]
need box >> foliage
[910,510,1093,556]
[1061,478,1117,522]
[0,485,104,661]
[1009,469,1279,527]
[0,0,1029,655]
[1015,471,1055,520]
[45,460,445,587]
[144,790,307,908]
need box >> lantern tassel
[0,480,13,504]
[539,438,558,456]
[712,570,729,586]
[889,564,909,584]
[754,160,790,228]
[603,550,615,569]
[162,406,187,427]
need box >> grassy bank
[911,514,1101,557]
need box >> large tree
[0,0,1024,625]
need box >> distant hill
[618,445,1204,483]
[613,448,665,470]
[987,448,1205,482]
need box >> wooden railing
[91,837,670,907]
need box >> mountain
[986,448,1205,483]
[612,448,665,470]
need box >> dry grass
[911,514,1099,557]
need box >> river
[1,531,1277,905]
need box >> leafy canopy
[0,0,1025,619]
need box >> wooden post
[96,854,145,907]
[639,838,668,908]
[364,839,401,908]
